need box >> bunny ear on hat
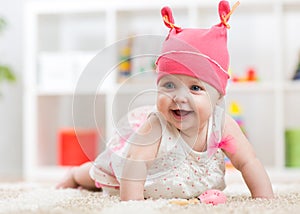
[219,0,240,29]
[161,1,240,31]
[161,6,182,33]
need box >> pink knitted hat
[156,1,239,95]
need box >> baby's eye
[190,85,203,91]
[163,82,175,89]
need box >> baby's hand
[56,167,79,189]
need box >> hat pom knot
[219,1,240,29]
[161,6,182,33]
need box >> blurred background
[1,0,300,181]
[0,0,22,179]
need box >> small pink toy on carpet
[170,189,226,206]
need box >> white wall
[0,0,23,179]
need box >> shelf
[37,80,280,95]
[37,89,76,96]
[227,82,275,93]
[26,0,280,15]
[283,0,300,9]
[27,166,70,181]
[26,0,108,14]
[284,81,300,91]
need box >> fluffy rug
[1,174,300,213]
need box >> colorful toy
[198,189,227,205]
[118,37,133,83]
[169,189,227,206]
[225,101,247,169]
[169,198,199,206]
[285,128,300,167]
[58,128,98,166]
[232,67,258,82]
[293,52,300,80]
[224,156,234,169]
[229,101,247,135]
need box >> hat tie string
[163,15,181,31]
[221,1,240,29]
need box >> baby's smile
[171,109,193,120]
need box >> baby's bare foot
[56,167,79,189]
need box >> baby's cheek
[156,96,171,120]
[197,105,213,123]
[156,94,168,109]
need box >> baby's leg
[56,162,97,190]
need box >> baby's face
[156,74,213,132]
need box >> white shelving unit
[23,0,300,181]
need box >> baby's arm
[56,161,97,190]
[120,114,162,201]
[223,114,274,199]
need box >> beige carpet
[1,171,300,213]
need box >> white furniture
[23,0,300,180]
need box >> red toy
[58,128,98,166]
[232,67,258,82]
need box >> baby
[57,1,274,201]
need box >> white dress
[89,106,226,199]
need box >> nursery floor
[0,169,300,213]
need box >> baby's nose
[173,88,188,103]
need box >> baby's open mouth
[172,110,192,117]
